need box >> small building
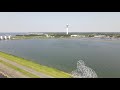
[0,35,11,40]
[71,35,78,37]
[45,34,50,37]
[0,36,3,40]
[7,35,11,39]
[4,36,7,40]
[94,35,106,38]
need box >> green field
[11,36,50,40]
[0,51,72,78]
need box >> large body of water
[0,38,120,78]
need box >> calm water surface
[0,38,120,78]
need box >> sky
[0,12,120,32]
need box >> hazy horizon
[0,12,120,32]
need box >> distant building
[94,35,106,38]
[71,35,86,38]
[0,35,11,40]
[45,34,48,37]
[7,35,11,39]
[0,36,3,40]
[71,35,78,37]
[4,36,7,40]
[106,36,110,38]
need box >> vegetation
[11,36,47,40]
[10,32,120,40]
[88,34,95,37]
[0,51,71,78]
[51,34,71,38]
[114,35,120,38]
[0,60,39,78]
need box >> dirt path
[0,62,30,78]
[0,57,53,78]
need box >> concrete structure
[45,34,49,37]
[0,36,3,40]
[4,36,7,40]
[66,24,69,35]
[7,35,11,39]
[94,35,106,38]
[0,35,11,40]
[71,35,78,37]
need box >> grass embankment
[11,36,49,40]
[0,60,39,78]
[0,52,71,78]
[11,36,71,40]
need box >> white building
[71,35,78,37]
[45,34,49,37]
[0,36,3,40]
[0,35,11,40]
[94,35,106,38]
[7,35,11,39]
[4,36,7,40]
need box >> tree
[88,34,94,37]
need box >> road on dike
[0,56,54,78]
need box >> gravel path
[0,62,29,78]
[0,57,53,78]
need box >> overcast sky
[0,12,120,32]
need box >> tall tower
[66,24,69,35]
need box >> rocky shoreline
[0,73,7,78]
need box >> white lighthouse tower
[66,24,69,35]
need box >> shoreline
[9,37,120,44]
[0,51,71,78]
[9,36,120,41]
[1,34,120,41]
